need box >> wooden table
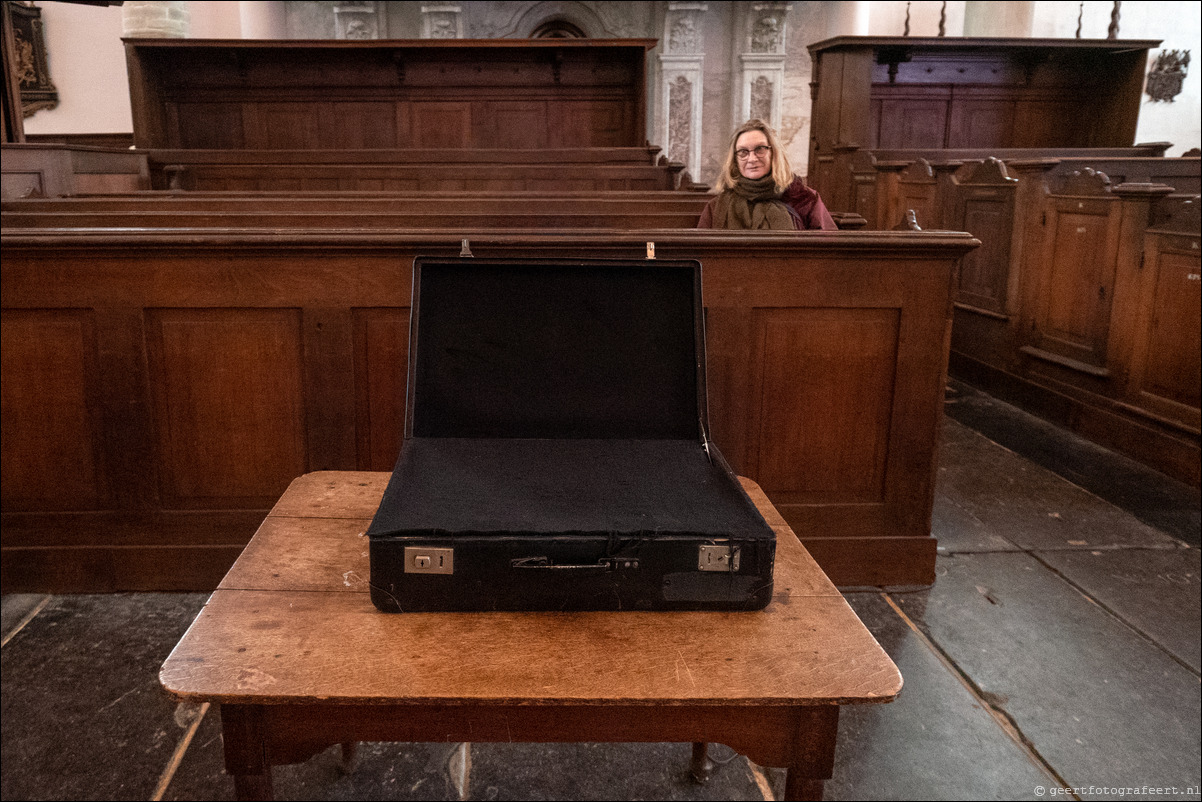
[159,472,901,800]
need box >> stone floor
[2,380,1199,801]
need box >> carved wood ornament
[1146,50,1190,103]
[7,1,56,117]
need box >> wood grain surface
[162,472,900,708]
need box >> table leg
[232,773,274,801]
[221,704,275,801]
[783,773,825,801]
[690,742,713,783]
[779,706,839,802]
[339,742,359,774]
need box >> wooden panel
[324,102,397,149]
[175,103,243,149]
[554,100,629,148]
[948,100,1013,149]
[800,536,937,587]
[1012,100,1084,147]
[146,308,307,509]
[1133,250,1202,416]
[877,99,948,149]
[1035,203,1119,366]
[957,197,1013,313]
[353,308,409,471]
[245,103,322,150]
[1,544,247,593]
[302,309,356,471]
[410,102,471,148]
[1,170,45,199]
[747,308,900,504]
[952,161,1018,316]
[0,310,104,511]
[483,101,548,149]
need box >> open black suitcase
[367,256,776,612]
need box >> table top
[160,471,901,708]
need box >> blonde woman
[697,119,836,230]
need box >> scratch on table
[343,570,366,587]
[676,649,697,688]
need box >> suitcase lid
[407,256,708,442]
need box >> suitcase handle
[511,556,639,571]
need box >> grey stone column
[658,2,706,173]
[737,2,791,132]
[122,1,190,38]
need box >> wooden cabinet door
[1126,232,1202,431]
[1027,176,1123,375]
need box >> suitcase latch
[698,545,740,572]
[403,547,454,574]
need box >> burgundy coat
[696,175,837,231]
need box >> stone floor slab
[1,593,48,642]
[931,492,1021,554]
[937,420,1180,552]
[814,592,1051,801]
[894,553,1202,801]
[0,593,208,801]
[945,380,1201,547]
[1036,547,1201,673]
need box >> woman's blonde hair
[714,119,794,195]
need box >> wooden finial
[903,2,911,37]
[1108,0,1121,39]
[1076,2,1084,38]
[939,1,947,37]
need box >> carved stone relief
[750,15,782,53]
[749,76,773,121]
[471,1,639,38]
[334,2,385,39]
[422,5,463,39]
[748,3,790,54]
[668,76,693,165]
[669,16,699,54]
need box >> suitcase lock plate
[698,545,740,572]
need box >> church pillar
[825,1,869,37]
[240,1,286,39]
[658,2,706,172]
[964,0,1033,37]
[122,1,190,38]
[737,2,791,132]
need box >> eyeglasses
[735,145,771,161]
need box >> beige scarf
[709,175,796,230]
